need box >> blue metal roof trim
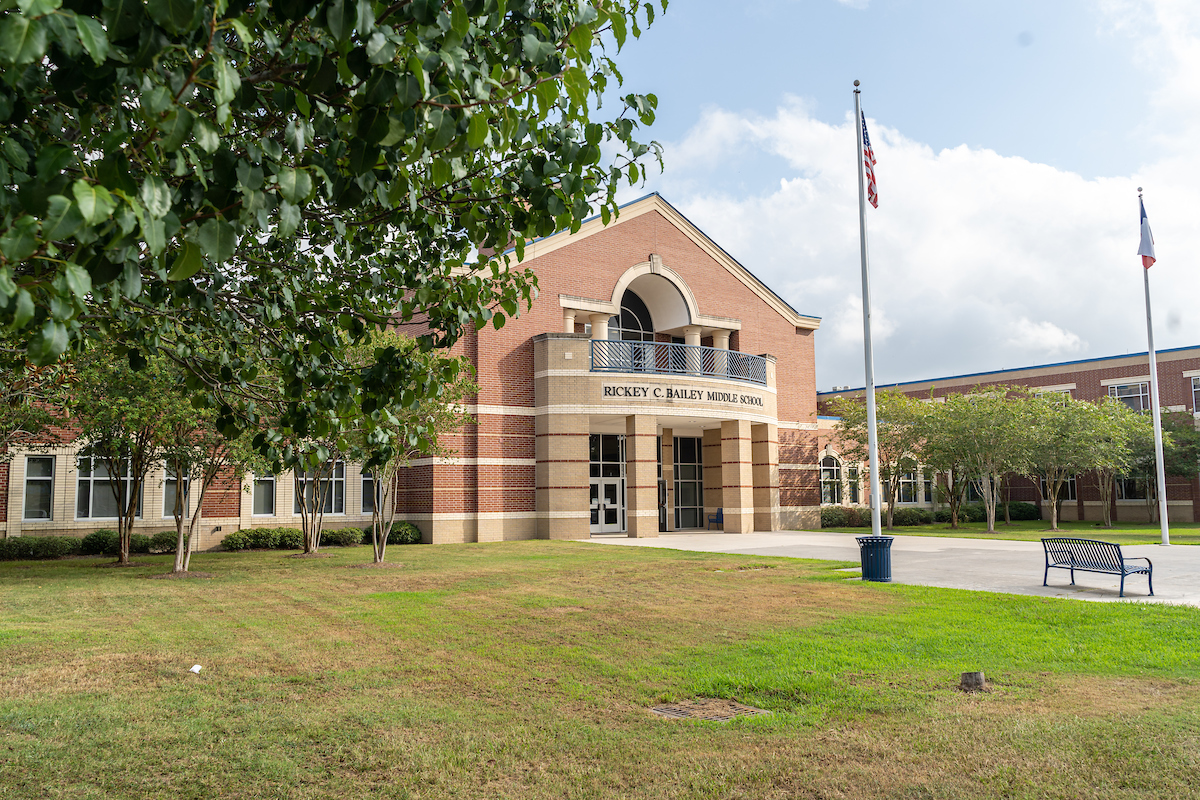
[493,192,822,322]
[815,344,1200,396]
[817,415,842,420]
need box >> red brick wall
[200,469,242,517]
[0,459,8,523]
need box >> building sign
[601,384,765,408]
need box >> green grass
[819,518,1200,545]
[1,543,1198,799]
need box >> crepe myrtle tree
[0,0,665,472]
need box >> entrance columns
[625,415,659,538]
[683,325,702,374]
[712,330,730,378]
[563,310,577,334]
[535,413,589,540]
[721,419,754,533]
[752,423,779,531]
[589,313,610,341]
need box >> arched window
[820,456,842,505]
[608,290,655,342]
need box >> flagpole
[1139,188,1170,546]
[854,81,882,537]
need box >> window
[820,456,842,505]
[253,473,275,515]
[898,472,919,504]
[163,466,189,517]
[1116,477,1147,500]
[294,462,345,515]
[1035,388,1073,401]
[847,466,860,504]
[1040,474,1077,501]
[23,456,54,520]
[1109,382,1150,412]
[923,474,934,504]
[76,453,142,519]
[1192,377,1200,412]
[607,290,655,342]
[361,470,379,515]
[673,436,703,528]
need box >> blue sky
[601,0,1199,390]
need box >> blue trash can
[856,536,894,582]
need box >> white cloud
[627,1,1200,391]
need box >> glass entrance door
[590,479,625,533]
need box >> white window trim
[252,473,277,517]
[162,467,190,519]
[294,462,346,516]
[361,470,379,515]
[22,455,55,521]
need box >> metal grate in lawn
[649,698,771,722]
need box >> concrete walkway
[585,531,1200,607]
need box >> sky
[603,0,1200,391]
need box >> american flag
[1138,197,1156,268]
[861,110,878,209]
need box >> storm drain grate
[649,698,771,722]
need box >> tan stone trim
[778,420,819,430]
[463,404,536,417]
[1100,375,1151,386]
[780,463,819,471]
[1032,383,1077,393]
[1183,369,1200,378]
[535,404,777,424]
[405,457,537,466]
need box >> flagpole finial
[854,80,860,87]
[1138,186,1143,195]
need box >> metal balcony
[590,339,768,386]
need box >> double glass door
[590,479,625,533]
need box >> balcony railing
[590,339,768,386]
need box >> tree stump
[960,671,986,692]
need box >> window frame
[820,456,842,505]
[252,473,276,516]
[1040,474,1077,502]
[361,469,380,515]
[75,452,143,521]
[162,465,190,519]
[294,462,346,516]
[1108,382,1150,412]
[23,455,54,521]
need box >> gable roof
[513,193,821,330]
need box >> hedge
[321,527,364,547]
[0,536,82,561]
[820,506,869,528]
[222,527,304,551]
[361,521,422,545]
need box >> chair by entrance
[707,508,723,530]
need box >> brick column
[752,423,779,531]
[535,414,589,540]
[625,414,659,538]
[721,420,754,533]
[660,428,674,531]
[702,428,722,526]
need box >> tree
[1089,398,1142,529]
[350,330,475,563]
[1026,394,1107,532]
[0,0,664,476]
[71,349,178,563]
[1125,409,1199,523]
[829,390,927,530]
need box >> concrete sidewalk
[585,531,1200,607]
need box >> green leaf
[356,0,375,34]
[17,0,62,18]
[563,66,589,108]
[28,319,68,365]
[72,180,116,224]
[63,263,91,302]
[0,267,15,302]
[466,113,488,150]
[278,201,301,239]
[160,109,194,152]
[194,118,220,153]
[167,241,202,280]
[140,176,172,218]
[326,0,353,43]
[197,219,236,263]
[229,17,252,47]
[0,215,38,261]
[214,59,241,106]
[450,4,467,36]
[11,288,34,329]
[0,15,48,66]
[146,0,200,34]
[276,168,313,204]
[142,216,166,255]
[43,195,84,240]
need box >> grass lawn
[2,542,1199,799]
[819,518,1200,545]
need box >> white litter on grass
[189,665,203,674]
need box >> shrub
[242,527,280,550]
[321,527,363,547]
[150,530,184,554]
[820,506,846,528]
[360,521,423,544]
[221,531,249,551]
[890,507,933,526]
[1005,501,1040,521]
[275,528,303,550]
[391,522,422,545]
[933,508,952,523]
[129,534,151,554]
[0,536,82,560]
[81,529,119,556]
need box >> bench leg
[1069,566,1075,586]
[1119,574,1125,598]
[1148,572,1154,596]
[1043,565,1048,587]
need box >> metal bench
[1042,537,1153,598]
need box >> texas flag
[1138,197,1156,268]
